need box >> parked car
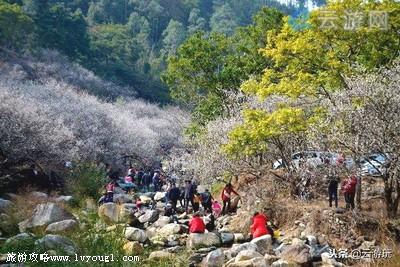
[360,153,389,176]
[272,151,346,170]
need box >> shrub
[65,163,106,203]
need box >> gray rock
[35,234,77,255]
[197,247,217,253]
[204,249,224,267]
[158,223,183,237]
[113,193,132,204]
[153,216,171,228]
[250,234,273,255]
[229,242,258,258]
[321,252,345,267]
[306,235,317,247]
[54,196,73,203]
[163,246,184,253]
[98,202,120,224]
[45,219,78,233]
[138,210,159,223]
[227,257,268,267]
[279,243,311,265]
[235,250,263,262]
[0,198,12,212]
[6,233,35,246]
[149,250,173,260]
[220,232,235,246]
[154,192,166,202]
[0,213,14,234]
[234,233,246,243]
[30,191,48,199]
[187,233,221,249]
[189,253,205,264]
[19,203,74,232]
[125,227,147,243]
[271,259,293,267]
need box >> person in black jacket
[184,180,195,213]
[167,183,181,211]
[143,171,152,192]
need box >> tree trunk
[356,176,362,211]
[384,171,400,219]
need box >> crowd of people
[97,165,251,236]
[97,156,360,242]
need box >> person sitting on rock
[204,213,216,232]
[250,212,270,239]
[135,197,143,210]
[105,181,116,203]
[128,212,143,229]
[164,202,179,223]
[189,213,205,234]
[124,175,135,193]
[212,200,222,217]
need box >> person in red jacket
[341,175,357,210]
[221,183,239,215]
[250,212,270,239]
[189,213,205,233]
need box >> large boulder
[0,213,15,234]
[45,219,78,233]
[0,198,12,213]
[153,216,171,228]
[123,241,143,255]
[154,192,166,202]
[125,227,147,243]
[227,257,268,267]
[5,233,35,247]
[235,250,263,262]
[187,233,221,249]
[203,249,224,267]
[250,235,273,255]
[229,242,258,258]
[321,252,345,267]
[158,224,183,237]
[148,250,173,260]
[139,195,152,205]
[19,203,74,232]
[138,210,159,223]
[30,191,48,199]
[54,196,73,203]
[98,203,120,224]
[271,259,296,267]
[113,194,132,204]
[119,203,136,221]
[35,234,77,255]
[220,232,235,246]
[278,243,311,265]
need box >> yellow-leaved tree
[225,0,400,160]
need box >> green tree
[87,0,132,25]
[188,8,206,35]
[161,19,187,56]
[209,3,238,35]
[0,0,32,48]
[163,7,284,126]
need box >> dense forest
[0,0,323,103]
